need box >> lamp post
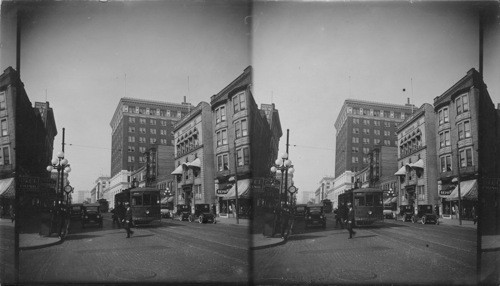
[270,152,295,209]
[46,151,71,237]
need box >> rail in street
[18,214,249,284]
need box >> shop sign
[439,189,453,196]
[216,189,229,195]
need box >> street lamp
[270,152,295,208]
[47,151,71,237]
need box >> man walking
[124,202,134,238]
[347,202,356,239]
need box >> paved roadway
[253,214,477,285]
[0,218,15,284]
[19,214,249,284]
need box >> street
[0,218,15,284]
[19,214,249,284]
[253,213,477,285]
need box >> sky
[251,1,500,198]
[1,0,250,193]
[1,1,499,199]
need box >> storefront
[218,179,252,218]
[0,178,15,218]
[440,179,477,220]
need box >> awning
[171,165,184,175]
[161,196,174,204]
[410,159,424,169]
[394,166,406,176]
[383,198,392,205]
[0,178,15,198]
[441,179,477,201]
[390,197,397,203]
[186,158,201,168]
[222,179,251,200]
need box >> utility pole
[455,142,462,225]
[233,139,239,224]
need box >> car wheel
[421,216,426,224]
[402,214,406,222]
[198,216,203,224]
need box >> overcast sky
[252,1,500,198]
[1,1,499,199]
[1,0,250,192]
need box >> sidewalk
[438,217,477,228]
[18,216,62,251]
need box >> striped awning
[186,158,201,168]
[441,179,477,201]
[394,166,406,176]
[410,159,424,169]
[171,164,184,175]
[221,179,251,200]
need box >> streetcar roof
[130,187,160,192]
[346,188,383,193]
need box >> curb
[250,235,287,250]
[19,236,63,251]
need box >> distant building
[354,146,398,192]
[333,99,415,208]
[395,103,438,214]
[300,191,315,204]
[317,177,335,202]
[90,176,110,203]
[171,102,215,213]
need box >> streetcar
[98,198,109,213]
[114,187,161,226]
[338,187,384,226]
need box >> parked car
[305,205,326,229]
[190,204,216,224]
[161,206,171,219]
[383,206,395,219]
[177,204,191,221]
[399,205,415,222]
[70,203,83,220]
[81,203,103,228]
[412,204,439,225]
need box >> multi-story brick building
[355,146,398,191]
[107,97,192,207]
[395,103,439,214]
[333,99,415,207]
[210,66,281,217]
[171,102,215,213]
[433,69,486,221]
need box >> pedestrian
[117,202,126,228]
[59,205,70,239]
[346,202,356,239]
[335,205,343,228]
[340,202,348,229]
[124,202,134,238]
[472,206,477,225]
[9,204,15,223]
[280,205,290,240]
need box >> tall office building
[333,99,415,204]
[110,97,193,177]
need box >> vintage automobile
[305,205,326,229]
[399,205,415,222]
[70,203,83,220]
[81,203,103,228]
[177,204,191,221]
[383,206,396,219]
[412,204,439,225]
[190,204,216,224]
[161,206,171,219]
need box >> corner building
[210,66,282,217]
[333,99,415,208]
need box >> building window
[417,185,426,201]
[140,118,146,124]
[128,156,135,163]
[374,130,380,135]
[233,92,246,113]
[150,138,157,144]
[353,118,359,124]
[352,137,359,144]
[438,107,449,125]
[0,119,7,136]
[129,117,136,123]
[216,129,228,146]
[177,111,182,118]
[237,147,250,166]
[139,127,146,134]
[363,129,370,135]
[384,122,390,127]
[460,147,473,167]
[363,138,370,144]
[160,130,167,135]
[440,154,452,172]
[128,146,135,152]
[458,120,471,140]
[150,119,156,125]
[374,120,380,126]
[150,129,157,135]
[363,119,370,125]
[352,147,359,153]
[352,157,359,163]
[384,140,391,146]
[456,93,469,115]
[139,137,146,143]
[128,136,136,143]
[374,139,380,145]
[384,131,390,136]
[161,120,167,126]
[439,130,450,148]
[217,153,229,171]
[0,146,9,165]
[363,147,369,154]
[216,106,226,123]
[160,139,167,144]
[353,128,359,134]
[235,119,248,138]
[139,147,146,153]
[166,110,171,117]
[363,157,369,164]
[128,127,135,133]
